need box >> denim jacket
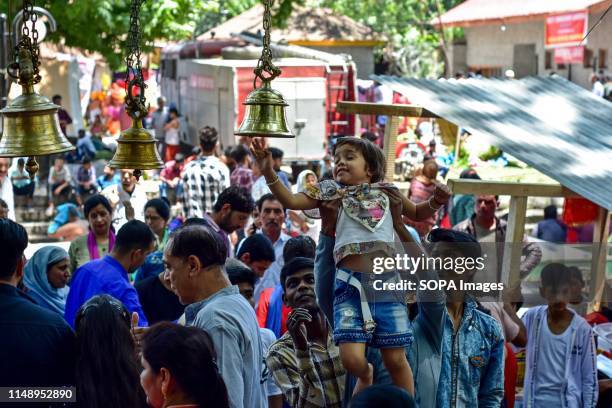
[436,299,505,408]
[315,234,446,408]
[522,306,598,408]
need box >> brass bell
[0,48,74,169]
[108,117,163,178]
[236,81,294,138]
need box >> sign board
[554,46,585,64]
[545,11,588,48]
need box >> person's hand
[300,222,310,233]
[53,187,61,196]
[246,222,258,237]
[131,312,147,355]
[124,201,135,220]
[380,186,404,227]
[433,183,452,206]
[287,308,311,351]
[250,138,274,175]
[319,199,341,237]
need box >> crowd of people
[1,99,611,408]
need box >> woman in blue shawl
[23,246,70,314]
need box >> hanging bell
[108,117,163,176]
[0,49,74,159]
[236,81,294,138]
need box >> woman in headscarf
[288,170,320,242]
[69,194,115,273]
[23,246,70,315]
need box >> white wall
[308,45,375,79]
[463,10,611,89]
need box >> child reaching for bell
[251,136,450,395]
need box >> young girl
[252,137,450,395]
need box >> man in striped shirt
[181,126,230,218]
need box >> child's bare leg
[339,343,373,395]
[380,347,414,395]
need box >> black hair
[84,195,113,218]
[268,147,284,160]
[0,198,8,209]
[229,144,251,164]
[544,205,557,220]
[82,156,92,164]
[426,228,482,259]
[213,186,255,214]
[0,219,28,280]
[333,137,386,183]
[568,266,585,285]
[144,198,171,221]
[17,158,24,166]
[283,235,316,263]
[78,129,86,138]
[199,126,218,152]
[459,168,481,180]
[280,257,314,291]
[256,193,283,212]
[52,94,62,102]
[114,220,156,255]
[142,322,229,408]
[168,107,179,117]
[75,295,147,408]
[168,225,227,267]
[351,384,416,408]
[236,234,275,263]
[361,131,378,143]
[541,263,573,292]
[225,258,256,288]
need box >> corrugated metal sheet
[372,75,612,210]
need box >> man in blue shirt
[65,220,156,328]
[165,224,267,408]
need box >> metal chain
[125,0,147,120]
[253,0,281,87]
[11,0,41,85]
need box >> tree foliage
[1,0,221,69]
[309,0,465,78]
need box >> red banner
[554,46,585,64]
[545,11,588,48]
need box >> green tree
[1,0,215,69]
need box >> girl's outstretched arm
[251,138,318,210]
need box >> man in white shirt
[102,169,147,230]
[253,194,291,305]
[0,159,15,221]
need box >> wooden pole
[383,116,400,182]
[589,206,610,312]
[501,196,528,290]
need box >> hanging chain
[125,0,147,120]
[9,0,41,86]
[253,0,281,88]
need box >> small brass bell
[108,117,163,179]
[0,48,74,177]
[236,81,294,138]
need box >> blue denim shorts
[333,268,412,348]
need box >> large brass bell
[236,81,294,138]
[108,117,163,179]
[0,48,74,176]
